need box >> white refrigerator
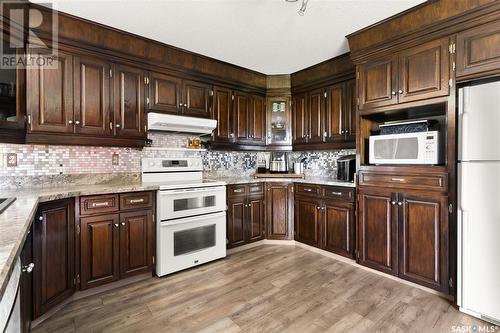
[457,80,500,325]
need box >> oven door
[156,211,226,276]
[158,186,226,220]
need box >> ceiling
[34,0,425,74]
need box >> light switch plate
[112,153,119,166]
[7,153,17,167]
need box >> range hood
[148,113,217,135]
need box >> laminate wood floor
[32,245,491,333]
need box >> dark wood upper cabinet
[119,210,153,279]
[247,196,265,242]
[398,192,448,291]
[323,200,354,258]
[266,182,293,240]
[308,88,325,144]
[73,55,112,136]
[113,63,146,138]
[344,79,357,141]
[249,94,266,144]
[27,50,74,134]
[456,20,500,79]
[182,80,210,118]
[398,38,449,103]
[292,93,308,145]
[358,188,398,276]
[267,96,292,146]
[227,198,246,248]
[325,83,343,142]
[147,72,182,114]
[358,56,398,110]
[294,196,322,247]
[234,91,251,143]
[212,86,233,143]
[33,199,75,317]
[80,213,120,290]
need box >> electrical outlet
[112,153,119,166]
[6,153,17,167]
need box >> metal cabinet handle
[398,202,403,206]
[22,263,35,273]
[129,198,144,204]
[68,120,73,125]
[179,103,183,107]
[184,103,187,107]
[121,222,126,226]
[391,91,396,96]
[38,216,43,221]
[92,202,109,207]
[391,201,396,205]
[331,192,342,196]
[75,120,80,125]
[317,206,321,210]
[114,223,119,227]
[391,178,405,182]
[116,124,121,128]
[304,188,312,192]
[398,90,403,94]
[233,189,244,193]
[345,130,349,134]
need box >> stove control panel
[142,157,203,173]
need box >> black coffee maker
[337,155,356,182]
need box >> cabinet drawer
[359,171,447,191]
[228,185,247,198]
[295,184,321,196]
[322,186,355,202]
[80,194,119,215]
[120,191,154,211]
[248,183,264,195]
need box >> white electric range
[142,157,227,277]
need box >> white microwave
[369,131,443,165]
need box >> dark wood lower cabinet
[247,196,265,242]
[323,200,355,258]
[357,187,450,293]
[33,199,75,318]
[266,183,293,240]
[80,213,120,289]
[227,198,246,248]
[294,196,322,247]
[20,226,33,333]
[227,192,265,248]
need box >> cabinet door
[456,20,500,78]
[308,88,324,143]
[227,199,246,248]
[80,213,120,290]
[323,200,355,258]
[249,94,266,144]
[325,83,344,142]
[266,183,293,240]
[247,196,265,242]
[182,80,210,118]
[234,91,251,143]
[292,93,308,144]
[358,188,398,275]
[344,79,357,141]
[119,210,153,278]
[27,51,74,134]
[20,226,33,333]
[212,86,233,143]
[399,192,448,291]
[267,97,292,145]
[148,72,182,114]
[398,38,449,103]
[358,56,398,110]
[113,64,146,138]
[294,196,322,247]
[73,55,112,136]
[33,199,75,317]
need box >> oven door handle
[160,186,225,195]
[160,211,226,226]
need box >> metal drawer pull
[391,178,405,182]
[22,263,35,273]
[92,202,110,207]
[233,189,244,193]
[129,198,145,204]
[331,192,342,196]
[304,188,312,192]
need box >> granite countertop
[205,175,356,188]
[0,183,159,302]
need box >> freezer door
[458,162,500,322]
[459,81,500,161]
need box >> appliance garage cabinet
[24,191,155,321]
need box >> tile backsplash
[0,131,355,189]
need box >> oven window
[174,224,216,256]
[173,195,216,212]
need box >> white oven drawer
[156,212,226,276]
[158,186,226,220]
